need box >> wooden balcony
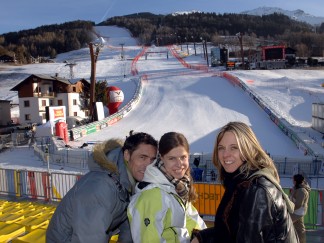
[33,92,55,98]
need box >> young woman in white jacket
[128,132,206,243]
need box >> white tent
[35,121,54,137]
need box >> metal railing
[190,154,323,180]
[0,166,322,228]
[0,168,82,202]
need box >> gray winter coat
[46,139,132,243]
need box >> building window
[74,112,77,116]
[25,114,31,120]
[84,99,89,107]
[73,99,77,105]
[73,87,76,92]
[49,100,53,106]
[58,100,63,106]
[42,100,46,106]
[49,87,53,92]
[42,113,46,119]
[24,100,30,107]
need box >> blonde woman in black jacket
[191,122,299,243]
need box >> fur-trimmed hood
[87,138,132,193]
[88,138,124,173]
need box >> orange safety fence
[193,183,225,216]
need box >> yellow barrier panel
[14,170,21,197]
[51,185,62,200]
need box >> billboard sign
[47,106,66,123]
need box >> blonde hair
[213,122,279,183]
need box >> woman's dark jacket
[196,168,299,243]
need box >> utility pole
[89,37,105,121]
[120,43,126,78]
[185,37,189,55]
[236,32,244,69]
[192,36,197,56]
[200,37,205,58]
[178,36,182,51]
[204,40,209,67]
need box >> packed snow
[1,26,324,173]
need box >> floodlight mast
[236,32,244,69]
[88,37,105,121]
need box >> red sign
[53,108,64,119]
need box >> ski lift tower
[65,62,77,79]
[89,37,105,121]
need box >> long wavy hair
[159,132,198,203]
[213,122,279,183]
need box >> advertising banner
[193,183,225,216]
[48,106,66,123]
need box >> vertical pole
[120,43,125,60]
[237,33,244,69]
[205,41,209,67]
[89,43,96,120]
[201,40,205,58]
[178,36,182,51]
[185,37,189,55]
[46,147,51,201]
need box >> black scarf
[155,159,190,202]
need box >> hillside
[101,11,313,44]
[2,11,324,64]
[1,26,324,159]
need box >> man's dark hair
[123,132,158,155]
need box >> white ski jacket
[127,162,206,243]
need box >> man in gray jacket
[46,132,158,243]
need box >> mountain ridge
[241,6,324,26]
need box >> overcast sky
[1,0,324,34]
